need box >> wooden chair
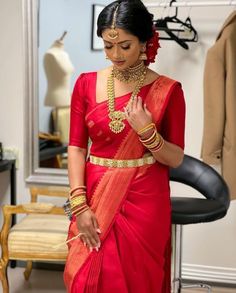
[0,186,69,293]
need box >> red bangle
[69,186,86,196]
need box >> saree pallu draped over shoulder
[64,76,179,293]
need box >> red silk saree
[64,72,185,293]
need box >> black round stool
[170,154,230,293]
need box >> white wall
[0,0,29,211]
[144,0,236,283]
[0,0,236,285]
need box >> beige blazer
[201,11,236,200]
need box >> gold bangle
[150,136,165,153]
[74,206,90,217]
[149,134,163,147]
[72,203,88,213]
[70,191,86,199]
[137,123,156,135]
[69,186,86,196]
[71,202,88,214]
[142,134,161,148]
[144,135,161,148]
[139,129,157,144]
[141,136,159,148]
[70,196,87,208]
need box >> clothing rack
[147,1,236,7]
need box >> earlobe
[140,42,147,52]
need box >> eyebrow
[103,40,132,44]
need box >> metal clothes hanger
[154,0,198,49]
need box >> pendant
[109,111,126,134]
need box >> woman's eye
[121,46,130,50]
[105,46,112,49]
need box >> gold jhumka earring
[139,47,147,61]
[107,5,119,40]
[139,52,147,61]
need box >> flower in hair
[145,28,160,66]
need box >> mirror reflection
[38,0,110,169]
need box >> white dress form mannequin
[43,39,74,107]
[43,38,74,141]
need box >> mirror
[24,0,110,185]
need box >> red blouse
[69,72,185,156]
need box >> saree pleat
[64,76,180,293]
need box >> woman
[64,0,185,292]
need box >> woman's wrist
[69,185,89,217]
[138,124,165,154]
[74,205,90,217]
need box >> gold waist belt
[89,154,156,168]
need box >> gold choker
[113,62,147,83]
[107,65,147,134]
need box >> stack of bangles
[137,123,164,153]
[69,186,90,217]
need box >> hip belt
[89,154,156,168]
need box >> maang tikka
[108,5,119,40]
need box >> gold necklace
[113,62,146,83]
[107,66,147,134]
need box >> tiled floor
[3,267,236,293]
[7,267,65,293]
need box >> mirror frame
[24,0,69,185]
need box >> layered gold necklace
[113,61,146,83]
[107,62,147,134]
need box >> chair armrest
[0,204,66,262]
[2,204,65,217]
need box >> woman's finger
[124,107,130,119]
[88,226,101,248]
[92,216,102,235]
[129,97,135,112]
[136,96,143,110]
[84,232,95,252]
[132,96,138,110]
[144,103,152,116]
[79,234,87,246]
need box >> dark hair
[97,0,154,43]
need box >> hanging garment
[201,11,236,200]
[64,72,185,292]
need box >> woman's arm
[68,145,87,189]
[125,84,185,168]
[137,126,184,168]
[151,139,184,168]
[68,145,101,251]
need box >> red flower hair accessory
[144,27,161,66]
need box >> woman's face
[102,28,144,70]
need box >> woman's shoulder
[97,67,112,77]
[142,68,158,86]
[75,67,111,84]
[147,69,179,84]
[77,71,96,81]
[73,71,97,90]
